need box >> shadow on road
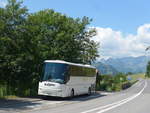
[0,93,106,112]
[0,98,42,112]
[42,92,106,102]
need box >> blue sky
[1,0,150,58]
[22,0,150,34]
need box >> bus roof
[44,60,96,69]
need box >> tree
[146,61,150,78]
[0,0,28,95]
[25,11,99,64]
[0,0,99,96]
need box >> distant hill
[100,56,150,74]
[93,62,119,75]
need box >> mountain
[100,56,150,74]
[93,62,119,75]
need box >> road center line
[81,81,147,113]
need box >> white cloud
[0,0,7,7]
[93,24,150,59]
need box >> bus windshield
[41,62,69,84]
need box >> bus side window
[64,65,70,83]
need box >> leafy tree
[146,61,150,78]
[0,0,28,95]
[0,0,99,96]
[25,10,99,64]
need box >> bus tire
[70,89,74,98]
[88,87,91,95]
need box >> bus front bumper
[38,88,64,97]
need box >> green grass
[130,73,145,81]
[128,73,145,86]
[0,84,17,99]
[0,95,18,99]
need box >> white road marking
[100,92,114,95]
[133,81,140,86]
[137,82,142,87]
[97,81,147,113]
[81,97,132,113]
[81,81,147,113]
[133,80,142,87]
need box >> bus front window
[41,63,69,84]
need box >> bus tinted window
[69,65,96,77]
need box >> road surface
[0,79,149,113]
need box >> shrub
[96,73,128,92]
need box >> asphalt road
[0,79,150,113]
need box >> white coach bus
[38,60,97,97]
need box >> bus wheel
[70,89,74,98]
[88,87,91,95]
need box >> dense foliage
[0,0,99,97]
[96,73,130,92]
[146,61,150,78]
